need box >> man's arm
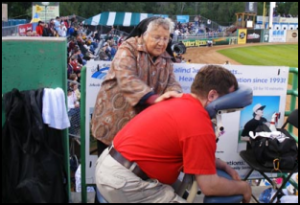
[215,158,240,180]
[195,174,252,203]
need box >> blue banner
[176,15,190,23]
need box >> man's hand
[154,91,183,103]
[225,165,241,181]
[242,182,252,203]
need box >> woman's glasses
[151,35,170,44]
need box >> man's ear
[207,90,219,102]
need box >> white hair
[146,18,175,34]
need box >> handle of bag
[273,158,280,171]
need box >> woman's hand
[155,91,183,103]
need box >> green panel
[2,38,67,93]
[80,66,87,203]
[2,37,70,199]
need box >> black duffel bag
[250,125,298,170]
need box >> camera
[171,41,187,55]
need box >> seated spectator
[224,60,231,65]
[69,56,82,74]
[42,23,50,37]
[110,44,118,60]
[99,42,111,61]
[67,87,80,134]
[70,82,81,101]
[59,22,67,37]
[36,21,44,36]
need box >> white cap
[253,103,266,112]
[103,42,108,46]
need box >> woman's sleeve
[164,64,183,93]
[111,45,152,106]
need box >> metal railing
[286,67,298,141]
[2,25,19,37]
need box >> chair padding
[206,85,253,119]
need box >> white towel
[43,88,70,130]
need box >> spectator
[67,87,80,134]
[224,60,231,65]
[95,65,251,203]
[42,23,50,37]
[70,82,81,101]
[110,44,118,60]
[91,17,182,152]
[59,22,67,37]
[69,56,82,74]
[98,42,110,61]
[36,21,44,36]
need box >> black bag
[250,125,298,170]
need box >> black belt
[109,147,149,180]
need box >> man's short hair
[191,65,238,98]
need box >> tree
[3,2,32,19]
[289,2,298,16]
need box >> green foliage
[289,2,298,16]
[3,2,32,19]
[5,2,298,24]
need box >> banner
[18,23,33,36]
[176,15,189,23]
[84,61,289,183]
[279,17,298,24]
[286,30,298,43]
[238,29,247,44]
[32,2,59,22]
[182,37,236,48]
[269,29,287,42]
[246,29,262,43]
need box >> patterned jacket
[91,36,182,145]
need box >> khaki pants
[95,148,187,203]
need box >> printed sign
[269,29,287,42]
[84,61,289,183]
[32,2,59,22]
[176,15,190,23]
[238,29,247,44]
[286,30,298,43]
[18,23,33,36]
[246,29,262,43]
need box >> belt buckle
[129,162,137,172]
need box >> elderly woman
[91,17,182,150]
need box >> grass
[217,44,298,84]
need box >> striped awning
[82,12,168,26]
